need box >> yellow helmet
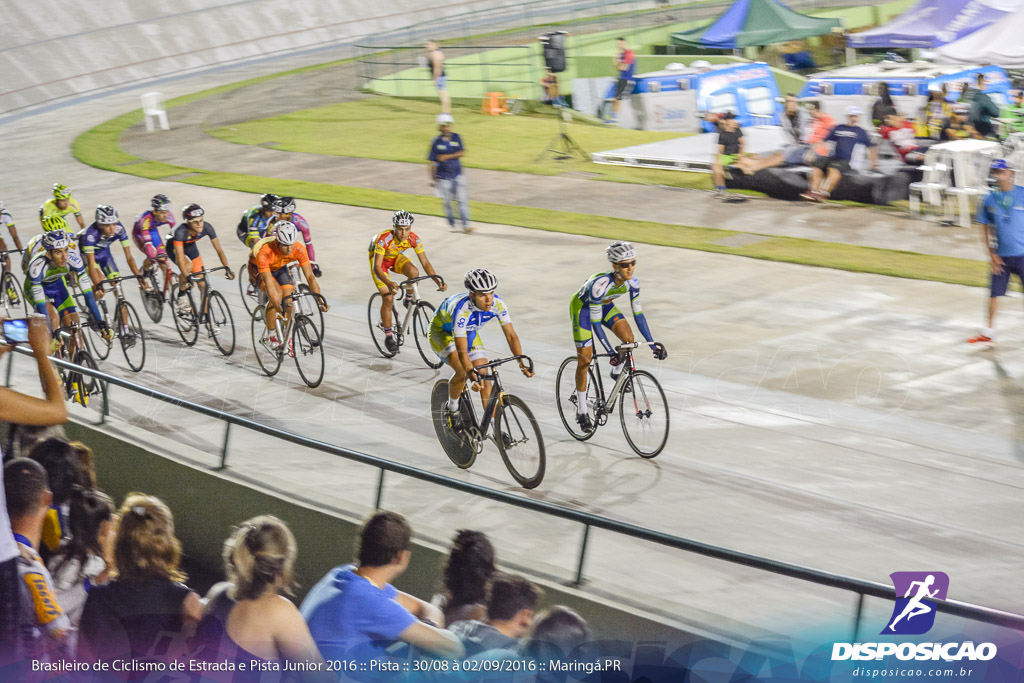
[42,215,67,232]
[52,183,71,199]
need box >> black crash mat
[725,165,915,204]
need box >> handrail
[11,346,1024,637]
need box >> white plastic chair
[909,161,951,220]
[141,92,169,132]
[945,150,995,228]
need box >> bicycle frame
[457,354,533,439]
[589,341,664,416]
[184,265,231,315]
[393,275,443,335]
[269,290,326,348]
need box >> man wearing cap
[801,106,876,202]
[428,114,470,232]
[968,160,1024,345]
[940,103,980,141]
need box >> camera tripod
[535,108,589,162]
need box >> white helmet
[42,229,71,251]
[273,220,298,247]
[606,241,637,263]
[95,204,119,225]
[464,268,497,293]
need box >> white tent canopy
[937,5,1024,64]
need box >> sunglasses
[616,260,636,268]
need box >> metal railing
[10,347,1024,640]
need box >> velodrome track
[3,56,1024,641]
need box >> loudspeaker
[541,31,567,73]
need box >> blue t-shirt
[975,185,1024,256]
[300,564,417,661]
[428,133,464,180]
[825,124,873,161]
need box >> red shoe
[967,333,993,344]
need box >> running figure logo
[883,572,949,635]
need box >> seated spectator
[193,515,328,681]
[712,112,744,198]
[4,458,70,664]
[68,441,97,490]
[804,100,836,157]
[27,438,80,557]
[871,81,896,128]
[2,424,65,463]
[449,573,541,656]
[921,88,951,140]
[802,106,877,202]
[520,606,594,682]
[737,94,811,174]
[77,493,202,672]
[878,112,926,165]
[941,103,980,141]
[47,489,114,641]
[968,73,999,139]
[432,529,496,625]
[301,510,463,661]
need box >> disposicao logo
[884,571,948,635]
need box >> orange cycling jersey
[369,229,424,262]
[255,239,309,273]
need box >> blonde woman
[193,516,328,681]
[77,493,201,667]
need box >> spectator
[607,37,636,123]
[301,510,463,661]
[4,458,70,664]
[737,94,810,174]
[193,515,328,680]
[540,70,565,107]
[520,606,594,681]
[921,88,951,140]
[968,73,999,138]
[428,114,470,233]
[47,489,114,641]
[804,100,836,157]
[1004,89,1024,134]
[801,106,877,202]
[27,437,80,557]
[940,103,980,141]
[432,529,496,625]
[871,81,896,127]
[77,493,202,671]
[2,423,65,463]
[449,573,541,656]
[68,441,96,490]
[425,41,450,114]
[712,112,744,198]
[0,316,66,664]
[877,111,926,166]
[968,159,1024,345]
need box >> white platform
[592,126,790,173]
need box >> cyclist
[429,268,531,432]
[0,198,25,261]
[168,203,234,311]
[80,206,146,345]
[39,183,86,231]
[250,220,329,349]
[24,226,108,354]
[237,193,279,249]
[570,241,666,431]
[132,194,176,275]
[370,210,447,354]
[270,197,321,277]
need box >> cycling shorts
[26,277,76,314]
[133,229,165,260]
[92,250,120,278]
[429,328,486,362]
[570,296,625,349]
[369,253,412,290]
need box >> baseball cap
[436,113,454,125]
[991,159,1013,171]
[846,105,862,116]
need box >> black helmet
[182,203,205,221]
[151,194,172,211]
[260,193,280,210]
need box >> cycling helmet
[606,240,637,263]
[260,193,280,210]
[52,183,71,199]
[464,268,497,293]
[42,215,66,233]
[151,194,172,211]
[272,196,297,214]
[182,203,205,221]
[392,210,414,227]
[273,220,298,247]
[42,229,71,251]
[95,204,119,225]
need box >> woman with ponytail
[193,515,328,681]
[432,529,496,625]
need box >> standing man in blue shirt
[969,159,1024,344]
[429,114,470,233]
[801,106,877,202]
[608,37,637,123]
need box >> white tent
[937,5,1024,64]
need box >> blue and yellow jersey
[431,291,512,339]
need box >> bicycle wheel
[555,356,600,441]
[1,271,26,317]
[141,269,164,323]
[72,349,105,409]
[430,379,476,469]
[619,369,670,458]
[292,314,325,388]
[85,299,112,361]
[238,260,258,316]
[170,284,199,346]
[206,290,235,356]
[297,284,325,339]
[367,292,396,358]
[116,301,146,372]
[250,305,283,376]
[412,301,442,369]
[495,394,546,489]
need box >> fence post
[4,352,12,388]
[217,422,231,470]
[374,469,386,510]
[573,524,591,586]
[852,593,865,641]
[100,385,109,425]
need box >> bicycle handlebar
[402,274,446,289]
[281,291,326,305]
[0,248,24,256]
[96,274,144,292]
[472,354,534,375]
[187,265,233,281]
[595,341,665,358]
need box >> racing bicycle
[368,275,445,369]
[95,274,147,372]
[251,291,326,387]
[555,341,670,458]
[430,355,545,488]
[241,261,324,338]
[171,266,235,355]
[54,319,106,409]
[0,248,26,317]
[140,255,175,323]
